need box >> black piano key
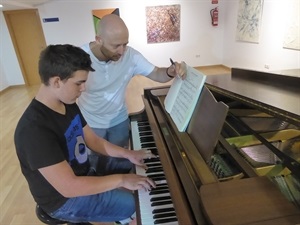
[151,200,173,206]
[138,126,151,131]
[146,165,162,170]
[146,165,162,169]
[149,148,159,155]
[150,185,169,195]
[152,183,168,188]
[138,121,149,125]
[144,157,160,163]
[140,136,155,142]
[151,196,171,202]
[146,162,161,167]
[153,207,175,214]
[138,120,149,123]
[150,183,169,191]
[150,189,169,195]
[152,151,159,155]
[147,172,164,177]
[154,217,178,224]
[138,120,150,127]
[139,131,153,136]
[146,167,163,173]
[148,174,165,180]
[142,143,157,148]
[155,183,168,187]
[146,156,160,160]
[148,188,169,196]
[153,212,177,219]
[137,120,148,123]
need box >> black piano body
[130,68,300,225]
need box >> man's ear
[49,76,61,88]
[96,35,103,45]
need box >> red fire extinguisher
[210,7,218,26]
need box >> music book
[164,65,207,132]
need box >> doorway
[4,9,46,86]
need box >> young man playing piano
[14,44,156,225]
[78,14,187,176]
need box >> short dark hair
[38,44,95,85]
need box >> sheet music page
[164,76,183,113]
[165,66,206,132]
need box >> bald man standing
[78,14,186,177]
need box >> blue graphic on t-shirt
[64,115,88,164]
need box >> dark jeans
[90,118,133,175]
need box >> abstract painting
[236,0,264,43]
[92,8,120,34]
[146,4,180,44]
[283,0,300,50]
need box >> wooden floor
[0,65,230,225]
[0,85,41,225]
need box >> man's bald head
[97,14,129,40]
[92,14,129,62]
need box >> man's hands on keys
[123,149,157,191]
[121,173,156,191]
[127,148,157,170]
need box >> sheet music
[164,65,206,132]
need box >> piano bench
[35,204,68,225]
[35,204,93,225]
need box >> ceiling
[0,0,52,11]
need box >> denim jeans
[93,118,130,148]
[49,188,135,224]
[90,118,133,175]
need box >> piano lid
[205,68,300,126]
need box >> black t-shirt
[14,99,89,213]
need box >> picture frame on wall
[236,0,264,43]
[146,4,181,44]
[92,8,120,34]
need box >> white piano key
[131,120,142,149]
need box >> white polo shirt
[78,44,155,128]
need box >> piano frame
[131,68,300,225]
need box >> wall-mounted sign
[43,17,59,23]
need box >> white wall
[1,0,299,91]
[38,0,224,67]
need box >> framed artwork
[283,0,300,50]
[146,4,181,44]
[236,0,264,43]
[92,8,119,34]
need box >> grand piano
[130,68,300,225]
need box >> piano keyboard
[131,120,179,225]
